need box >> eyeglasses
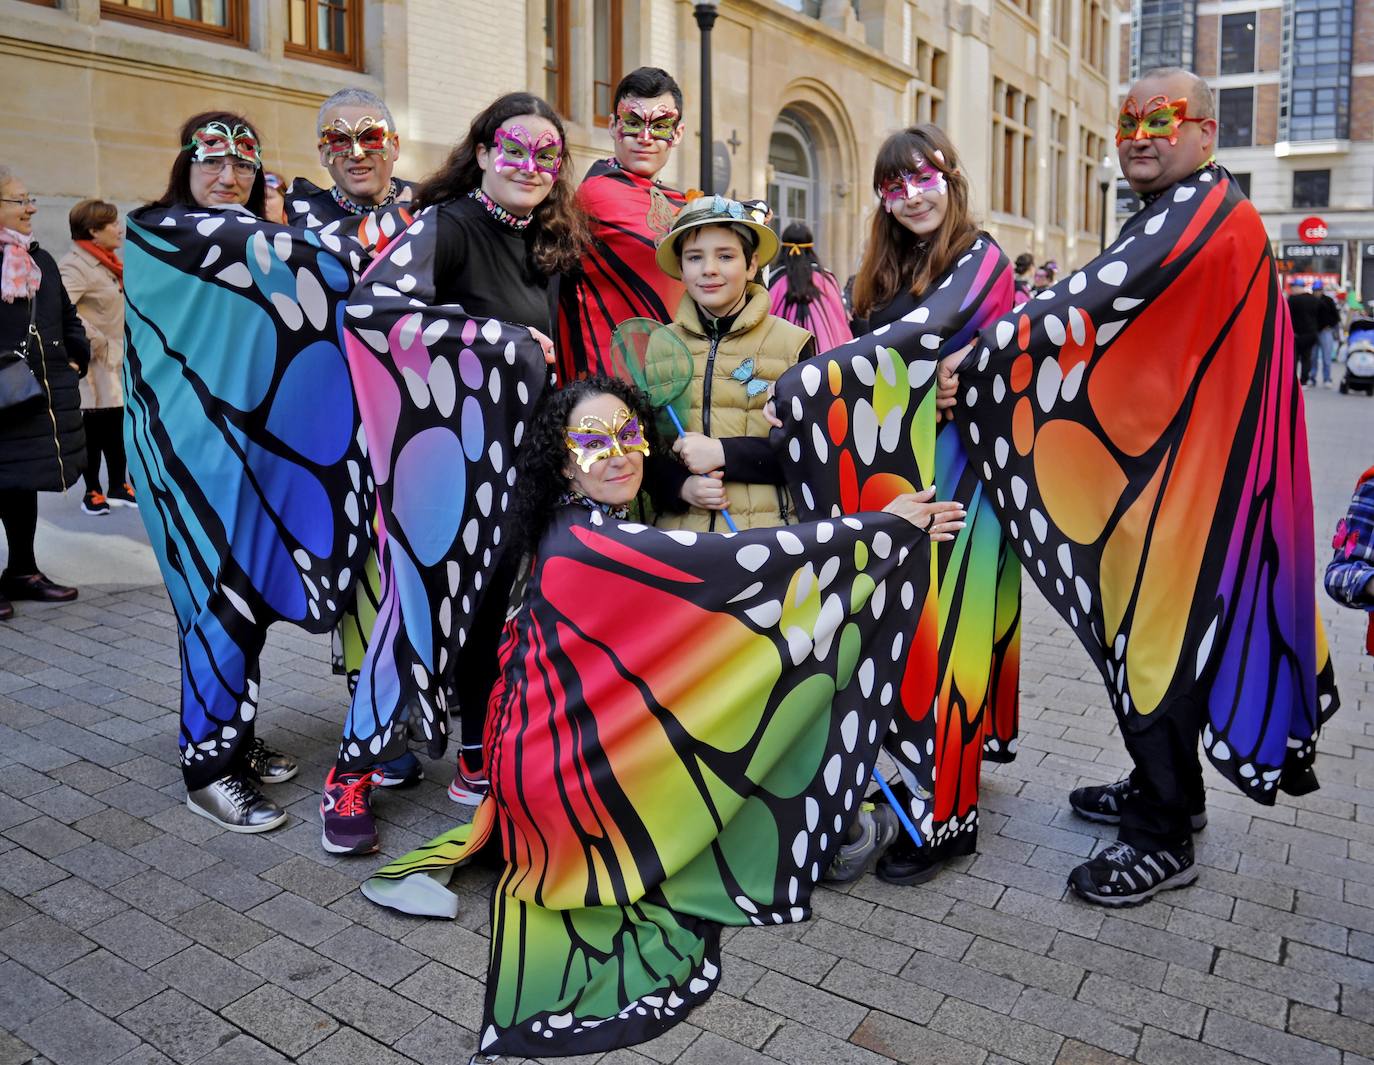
[193,157,260,178]
[0,197,37,208]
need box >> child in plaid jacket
[1325,465,1374,656]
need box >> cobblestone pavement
[2,385,1372,1065]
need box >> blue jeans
[1315,327,1337,384]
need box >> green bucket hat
[654,195,780,280]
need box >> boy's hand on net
[681,471,729,510]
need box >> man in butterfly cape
[555,66,688,381]
[953,67,1340,907]
[123,113,370,831]
[355,378,959,1055]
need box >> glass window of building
[104,0,245,42]
[991,80,1035,219]
[1132,0,1196,76]
[1219,12,1256,74]
[592,0,623,117]
[1218,87,1255,148]
[544,0,570,116]
[1281,0,1352,141]
[766,116,821,251]
[284,0,359,65]
[1292,169,1330,208]
[1231,172,1252,198]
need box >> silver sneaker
[244,737,299,784]
[187,773,288,833]
[824,802,900,883]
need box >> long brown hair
[414,92,590,275]
[851,125,978,319]
[150,110,266,217]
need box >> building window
[1218,87,1254,148]
[1219,11,1256,74]
[767,115,821,251]
[991,79,1034,219]
[1081,0,1109,70]
[544,0,571,116]
[1054,0,1071,43]
[1132,0,1197,77]
[1005,0,1036,21]
[592,0,623,117]
[102,0,245,42]
[1079,128,1108,234]
[1049,110,1068,229]
[1292,169,1330,208]
[284,0,360,66]
[913,41,947,126]
[1281,0,1352,141]
[777,0,822,14]
[1231,172,1252,198]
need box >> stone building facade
[3,0,1124,278]
[1118,0,1374,302]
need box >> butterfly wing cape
[556,160,686,381]
[767,268,855,353]
[959,165,1338,801]
[123,205,368,770]
[773,234,1021,851]
[339,206,548,765]
[368,505,932,1056]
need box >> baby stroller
[1340,317,1374,395]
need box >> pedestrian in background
[766,221,853,352]
[1312,279,1341,388]
[1012,251,1034,303]
[1287,277,1322,386]
[0,164,88,622]
[59,198,133,516]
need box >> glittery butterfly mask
[492,125,563,179]
[564,407,650,473]
[878,155,947,209]
[1116,95,1205,146]
[184,122,262,166]
[319,116,395,160]
[615,103,680,143]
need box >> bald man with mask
[945,67,1338,907]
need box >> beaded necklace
[469,188,533,231]
[330,179,401,216]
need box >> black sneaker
[1069,778,1207,831]
[1067,838,1198,907]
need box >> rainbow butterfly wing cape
[123,205,369,772]
[959,164,1338,801]
[367,513,937,1055]
[773,234,1021,850]
[556,159,686,381]
[339,206,549,766]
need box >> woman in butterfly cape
[774,126,1022,884]
[956,161,1338,805]
[359,375,961,1058]
[123,111,370,827]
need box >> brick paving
[1,385,1372,1065]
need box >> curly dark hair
[150,110,266,217]
[413,92,590,275]
[512,376,665,551]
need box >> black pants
[452,550,522,762]
[82,407,127,493]
[1295,334,1316,385]
[1118,698,1206,851]
[0,489,39,576]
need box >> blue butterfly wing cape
[338,206,549,764]
[123,204,370,648]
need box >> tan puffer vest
[657,282,812,532]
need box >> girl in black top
[410,92,590,803]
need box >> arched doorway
[767,113,821,250]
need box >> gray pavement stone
[190,1034,291,1065]
[25,783,109,824]
[1289,1004,1374,1057]
[246,890,350,947]
[393,960,486,1032]
[743,970,869,1038]
[0,958,70,1026]
[929,998,1064,1065]
[236,935,351,999]
[316,923,427,985]
[17,999,142,1064]
[0,888,36,930]
[119,988,238,1065]
[1201,1009,1342,1065]
[309,971,429,1043]
[29,875,128,929]
[818,958,942,1025]
[150,943,263,1010]
[0,1031,39,1065]
[260,855,359,906]
[51,840,148,888]
[51,949,166,1016]
[169,901,275,958]
[901,950,1024,1013]
[761,1020,892,1065]
[0,915,95,974]
[109,870,208,921]
[70,808,162,849]
[685,992,783,1051]
[964,937,1086,998]
[391,1014,481,1065]
[849,1011,988,1065]
[0,846,70,896]
[297,1026,414,1065]
[1157,964,1288,1029]
[1009,988,1141,1057]
[86,909,191,970]
[222,983,338,1057]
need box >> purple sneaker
[321,768,382,855]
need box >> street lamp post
[694,1,719,193]
[1097,155,1115,253]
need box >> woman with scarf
[60,199,133,516]
[0,164,89,621]
[765,221,852,352]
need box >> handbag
[0,294,44,411]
